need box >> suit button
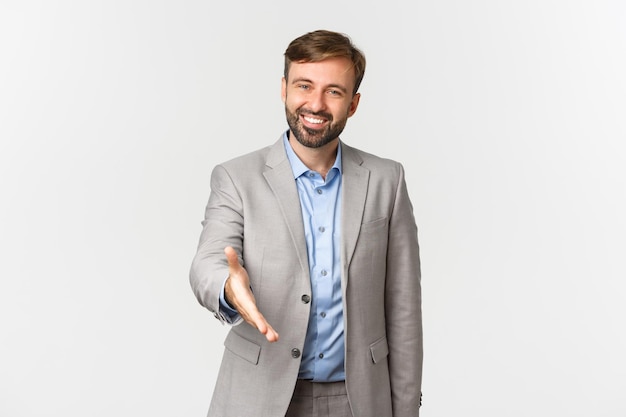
[291,348,301,358]
[301,295,311,304]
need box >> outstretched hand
[223,246,279,343]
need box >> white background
[1,1,625,416]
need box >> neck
[288,135,339,180]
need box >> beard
[285,105,349,149]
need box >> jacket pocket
[369,336,389,364]
[224,330,261,365]
[360,216,388,232]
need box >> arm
[385,164,423,416]
[189,165,278,341]
[189,164,242,321]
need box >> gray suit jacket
[190,136,422,417]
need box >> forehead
[287,57,356,87]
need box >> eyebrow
[290,77,349,94]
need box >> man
[190,29,422,417]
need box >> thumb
[224,246,241,271]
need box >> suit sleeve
[385,164,423,416]
[189,164,245,325]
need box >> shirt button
[301,294,311,304]
[309,173,315,178]
[318,226,325,233]
[291,348,301,358]
[321,269,327,276]
[316,188,323,195]
[318,353,324,359]
[320,312,326,318]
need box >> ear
[281,77,287,103]
[347,92,361,118]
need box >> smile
[303,115,325,124]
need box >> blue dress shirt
[282,132,345,382]
[219,131,345,382]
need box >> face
[281,57,361,149]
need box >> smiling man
[283,55,360,152]
[190,30,423,417]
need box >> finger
[224,246,241,271]
[243,304,280,342]
[249,312,279,343]
[264,324,280,343]
[237,293,279,343]
[223,246,278,342]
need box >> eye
[327,89,343,97]
[297,84,310,90]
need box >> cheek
[337,102,354,118]
[286,96,309,113]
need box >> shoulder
[219,144,273,170]
[341,141,405,177]
[208,137,285,190]
[212,136,284,176]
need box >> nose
[308,90,327,113]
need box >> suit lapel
[263,138,310,275]
[262,138,370,288]
[340,142,370,286]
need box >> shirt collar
[282,130,343,179]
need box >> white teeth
[304,116,324,124]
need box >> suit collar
[263,135,310,276]
[263,135,371,285]
[265,134,290,169]
[339,142,370,278]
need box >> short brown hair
[284,30,366,95]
